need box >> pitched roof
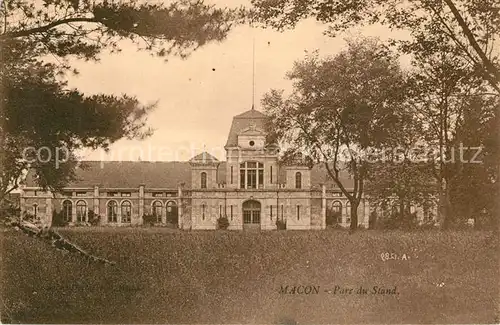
[225,109,268,147]
[24,161,354,190]
[310,164,354,190]
[189,152,219,164]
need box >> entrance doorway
[242,200,261,230]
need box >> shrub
[0,202,20,226]
[217,217,229,230]
[166,213,178,225]
[142,213,156,226]
[52,210,68,227]
[369,211,378,229]
[326,211,340,226]
[276,219,286,230]
[87,210,101,226]
[326,211,341,227]
[376,211,419,230]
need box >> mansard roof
[225,108,268,147]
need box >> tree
[446,93,499,229]
[262,38,407,230]
[0,0,244,201]
[0,0,244,62]
[406,42,499,228]
[364,104,437,228]
[366,162,437,227]
[250,0,500,94]
[0,39,154,200]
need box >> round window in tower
[249,140,255,146]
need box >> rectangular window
[76,192,86,197]
[240,169,245,189]
[153,192,164,197]
[230,166,233,184]
[219,205,222,217]
[270,166,273,183]
[297,205,300,220]
[230,205,233,221]
[63,192,72,197]
[270,205,273,220]
[121,192,131,197]
[108,192,118,197]
[281,205,284,219]
[258,169,264,189]
[202,205,205,220]
[248,169,257,189]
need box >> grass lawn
[1,227,498,324]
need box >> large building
[20,108,433,230]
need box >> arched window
[76,200,87,222]
[62,200,73,222]
[332,201,342,224]
[201,172,207,189]
[240,161,264,189]
[243,200,261,224]
[121,201,132,223]
[332,201,342,213]
[107,200,118,223]
[152,200,163,223]
[295,172,302,189]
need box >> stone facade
[19,108,435,229]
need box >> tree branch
[443,0,500,93]
[0,17,100,40]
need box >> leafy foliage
[275,218,286,230]
[253,0,499,229]
[0,41,155,196]
[0,0,245,63]
[325,210,341,227]
[262,38,408,230]
[0,0,243,200]
[217,216,229,230]
[142,213,157,226]
[250,0,500,93]
[87,210,101,226]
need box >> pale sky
[72,0,408,162]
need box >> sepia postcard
[1,0,499,323]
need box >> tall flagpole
[252,36,255,110]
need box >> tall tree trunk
[350,200,359,230]
[437,177,447,228]
[442,181,453,229]
[399,198,405,223]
